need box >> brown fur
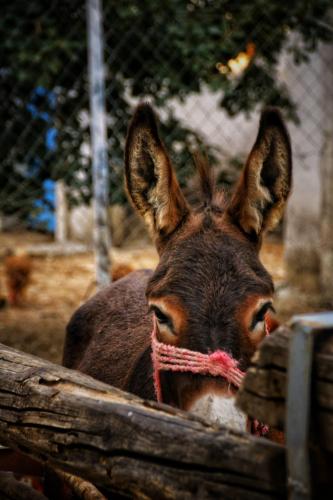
[63,269,154,398]
[64,103,292,414]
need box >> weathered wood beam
[0,343,285,499]
[237,324,333,453]
[0,471,47,500]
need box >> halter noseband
[151,315,270,437]
[151,316,245,402]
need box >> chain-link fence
[1,1,333,250]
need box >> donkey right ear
[228,108,292,240]
[125,104,189,239]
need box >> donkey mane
[191,152,226,216]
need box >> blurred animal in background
[111,262,134,282]
[3,250,32,307]
[82,262,135,303]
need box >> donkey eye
[148,302,179,342]
[155,309,169,324]
[151,306,171,326]
[251,302,274,330]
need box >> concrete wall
[319,42,333,296]
[279,47,326,278]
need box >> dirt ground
[0,231,329,365]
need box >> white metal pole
[55,180,68,244]
[87,0,111,288]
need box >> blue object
[28,179,55,232]
[46,128,58,152]
[27,87,58,232]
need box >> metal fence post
[286,312,333,500]
[55,180,68,244]
[87,0,111,288]
[286,322,313,500]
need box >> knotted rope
[151,315,270,436]
[151,317,245,401]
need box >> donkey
[63,103,292,432]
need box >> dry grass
[0,232,158,363]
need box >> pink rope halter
[151,315,271,437]
[151,316,245,402]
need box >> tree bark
[0,343,285,499]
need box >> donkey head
[125,104,292,430]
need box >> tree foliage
[1,0,332,215]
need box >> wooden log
[237,323,333,453]
[0,472,47,500]
[0,343,286,499]
[54,469,106,500]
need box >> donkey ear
[228,108,292,238]
[125,104,189,238]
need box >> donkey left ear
[228,108,292,238]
